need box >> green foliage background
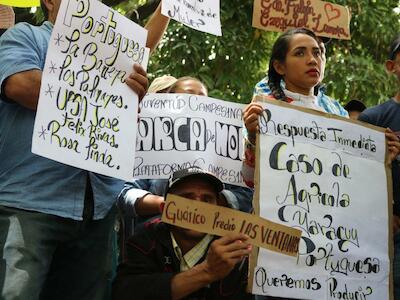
[17,0,400,106]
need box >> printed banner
[134,93,246,186]
[161,0,222,36]
[32,0,148,181]
[250,98,391,299]
[162,194,302,256]
[252,0,351,40]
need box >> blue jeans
[0,205,116,300]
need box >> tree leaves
[148,0,400,106]
[19,0,400,106]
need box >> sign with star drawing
[32,0,149,181]
[252,0,351,40]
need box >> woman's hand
[243,102,264,144]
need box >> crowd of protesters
[0,0,399,300]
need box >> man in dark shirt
[359,34,400,298]
[112,167,254,300]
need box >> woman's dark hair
[267,28,319,101]
[167,76,208,94]
[40,0,49,20]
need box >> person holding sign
[0,0,172,298]
[254,38,348,118]
[242,28,400,188]
[243,28,325,187]
[243,28,400,300]
[112,167,254,300]
[117,76,253,257]
[358,35,400,298]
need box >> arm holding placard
[3,69,41,110]
[241,102,264,188]
[119,180,251,218]
[122,63,149,102]
[171,234,252,300]
[385,128,400,163]
[145,2,170,53]
[118,179,165,218]
[0,23,43,110]
[117,178,253,263]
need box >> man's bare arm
[170,263,214,300]
[171,233,251,300]
[4,70,42,111]
[145,2,170,53]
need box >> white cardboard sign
[161,0,222,36]
[32,0,148,181]
[134,93,246,186]
[251,98,391,299]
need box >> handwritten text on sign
[252,0,351,40]
[162,194,301,256]
[135,93,246,186]
[161,0,222,36]
[251,98,390,299]
[32,0,148,181]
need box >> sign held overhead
[252,0,351,40]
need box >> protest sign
[162,194,301,256]
[252,0,351,40]
[248,97,392,299]
[134,93,246,186]
[32,0,148,181]
[161,0,222,36]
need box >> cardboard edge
[253,95,387,134]
[251,0,258,28]
[247,245,260,293]
[386,136,394,300]
[247,132,261,292]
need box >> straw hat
[148,75,177,93]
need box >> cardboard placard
[135,93,246,186]
[32,0,148,181]
[162,194,302,256]
[252,0,351,40]
[249,97,392,299]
